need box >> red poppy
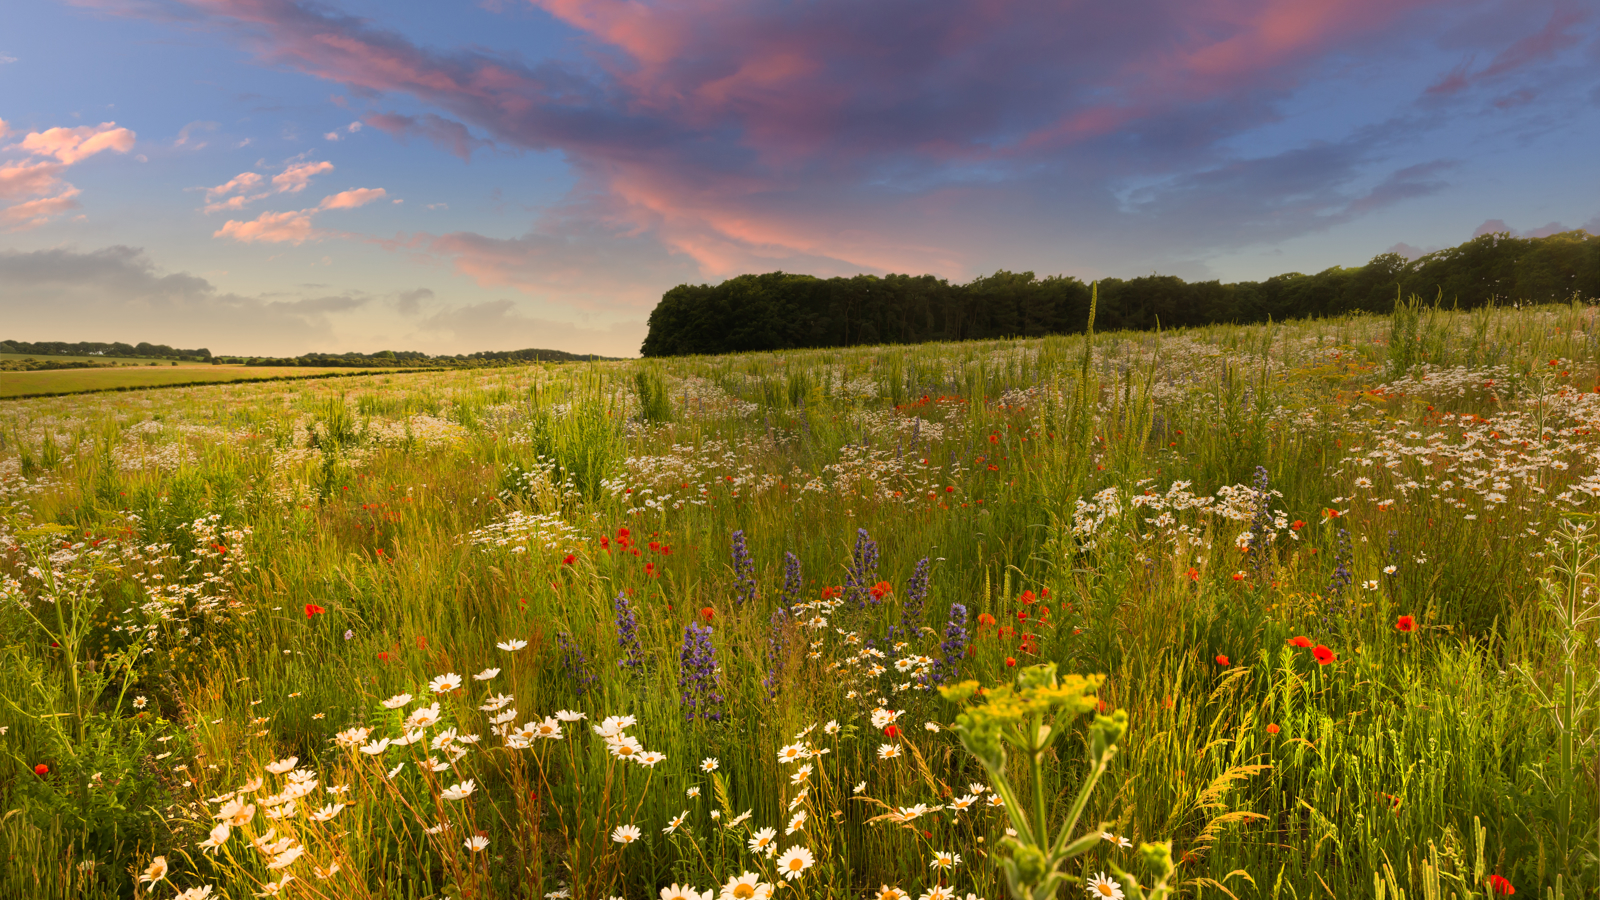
[1312,644,1337,665]
[562,553,576,566]
[33,763,48,776]
[977,613,997,628]
[304,604,325,618]
[700,607,715,622]
[1018,590,1035,604]
[1040,587,1050,598]
[1231,572,1245,582]
[1095,698,1109,713]
[1488,875,1514,896]
[1395,615,1416,633]
[1288,635,1313,648]
[1266,723,1280,735]
[1187,567,1200,582]
[883,725,900,738]
[945,486,955,493]
[1005,657,1016,667]
[1215,654,1230,666]
[1016,610,1028,621]
[1290,520,1305,531]
[869,581,892,599]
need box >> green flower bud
[1138,841,1174,877]
[1015,661,1058,692]
[1011,842,1047,883]
[1089,709,1128,761]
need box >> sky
[2,0,1598,358]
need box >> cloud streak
[212,185,387,243]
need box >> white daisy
[719,872,772,900]
[611,824,642,844]
[776,846,814,881]
[264,758,298,775]
[381,693,413,709]
[428,673,463,694]
[1085,873,1125,899]
[747,827,777,854]
[496,639,528,651]
[473,668,501,681]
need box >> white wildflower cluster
[460,511,586,554]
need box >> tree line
[640,229,1600,356]
[0,340,212,360]
[212,348,612,367]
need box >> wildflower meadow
[1,297,1597,899]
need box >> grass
[0,352,171,365]
[0,305,1596,899]
[0,364,407,398]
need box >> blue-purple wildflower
[927,602,969,686]
[731,530,757,608]
[846,528,880,609]
[678,623,724,723]
[613,591,643,674]
[556,631,599,699]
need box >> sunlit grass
[0,302,1596,898]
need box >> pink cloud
[202,171,271,212]
[1,120,135,229]
[207,171,263,199]
[272,160,334,193]
[214,208,318,243]
[1429,8,1589,95]
[17,122,136,164]
[0,160,66,201]
[318,187,386,209]
[0,188,82,232]
[213,186,389,243]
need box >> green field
[0,363,404,398]
[0,303,1595,899]
[0,351,172,365]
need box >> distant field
[0,363,404,398]
[0,351,171,365]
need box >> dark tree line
[0,340,212,360]
[214,347,613,367]
[640,230,1600,356]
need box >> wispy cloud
[213,185,387,243]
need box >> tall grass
[0,302,1595,898]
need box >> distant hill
[641,229,1600,356]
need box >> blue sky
[2,0,1597,357]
